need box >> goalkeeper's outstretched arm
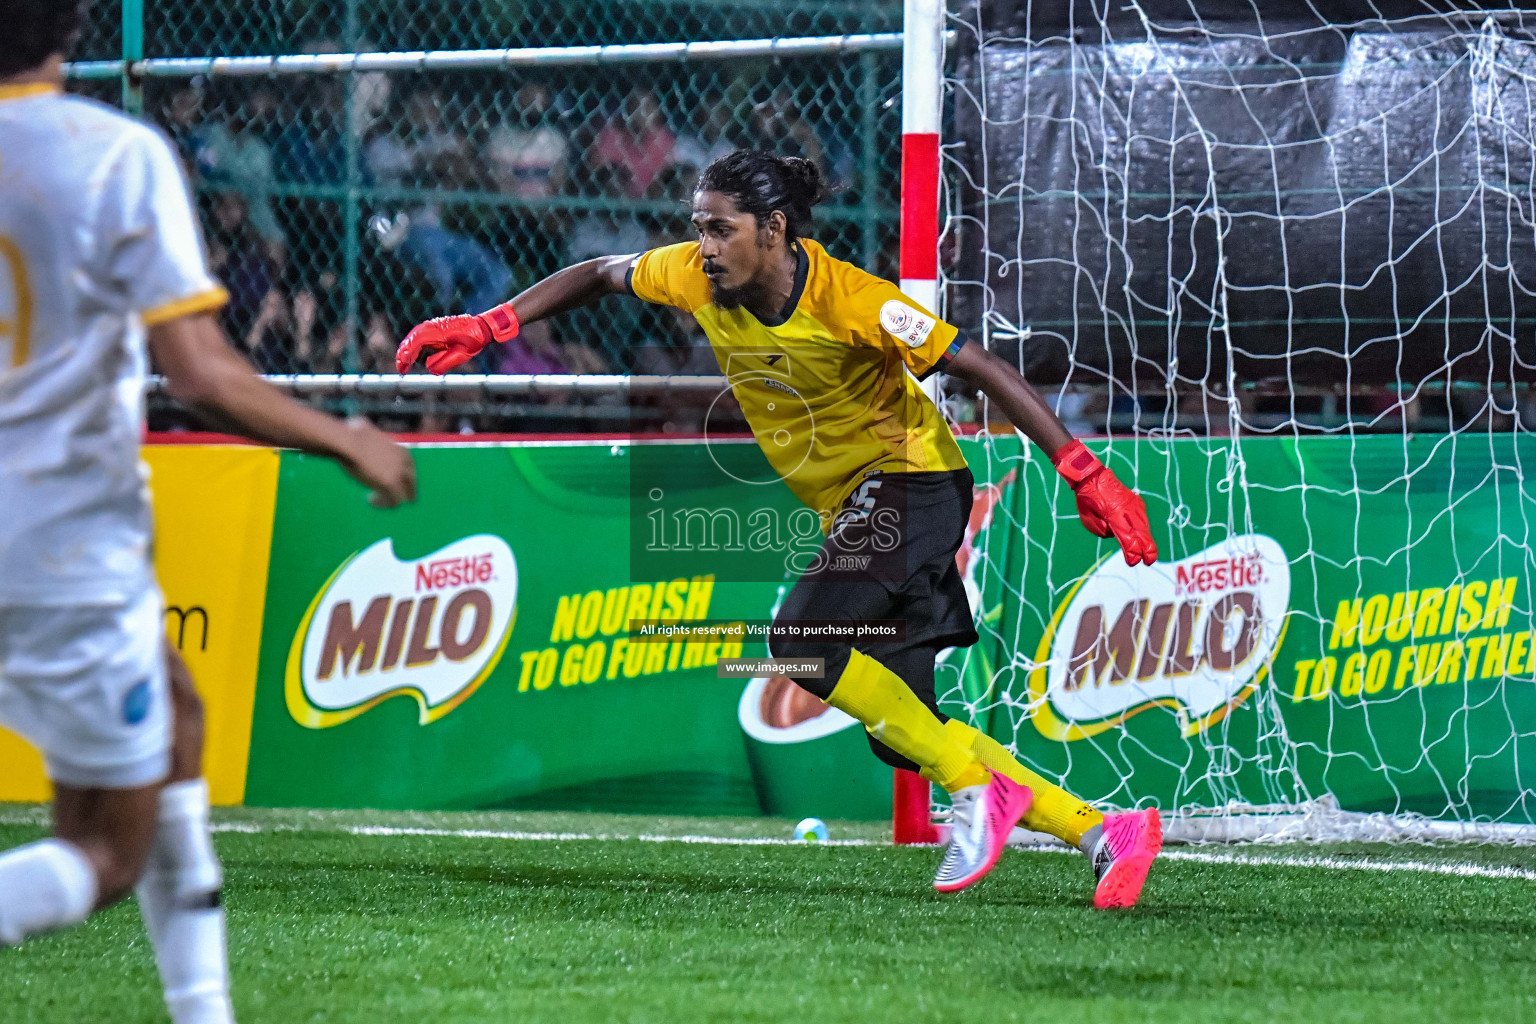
[395,255,634,374]
[946,338,1158,566]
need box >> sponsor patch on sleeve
[879,299,937,348]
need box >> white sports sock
[0,838,97,945]
[1078,822,1105,858]
[136,779,235,1024]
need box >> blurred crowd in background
[151,53,870,387]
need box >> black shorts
[773,467,978,674]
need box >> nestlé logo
[1028,534,1290,740]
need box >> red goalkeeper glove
[1051,439,1158,566]
[395,303,521,375]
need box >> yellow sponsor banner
[0,445,278,805]
[149,446,279,804]
[0,730,46,802]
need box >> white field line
[282,823,878,848]
[1159,848,1536,883]
[196,821,1536,880]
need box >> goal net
[920,0,1536,844]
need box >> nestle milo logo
[285,536,518,729]
[415,552,494,592]
[1028,534,1291,741]
[1176,551,1264,595]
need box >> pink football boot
[1090,808,1163,909]
[933,773,1033,893]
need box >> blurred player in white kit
[0,3,416,1021]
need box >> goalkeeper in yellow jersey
[398,150,1162,906]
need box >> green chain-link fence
[68,1,903,430]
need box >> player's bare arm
[512,255,635,322]
[150,313,417,508]
[395,255,632,374]
[945,337,1158,566]
[944,339,1075,454]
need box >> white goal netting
[934,1,1536,843]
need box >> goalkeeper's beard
[709,280,750,310]
[708,269,771,311]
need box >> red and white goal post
[890,0,947,846]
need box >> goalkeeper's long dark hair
[698,150,828,243]
[0,0,83,77]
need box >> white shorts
[0,587,171,789]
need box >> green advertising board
[243,434,1536,825]
[243,442,895,819]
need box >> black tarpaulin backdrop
[948,1,1536,386]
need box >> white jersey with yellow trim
[0,85,227,605]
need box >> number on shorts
[851,476,882,512]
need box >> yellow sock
[826,650,990,793]
[939,719,1104,847]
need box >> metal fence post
[121,0,144,116]
[859,51,879,273]
[342,0,362,373]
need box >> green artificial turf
[1,806,1534,1023]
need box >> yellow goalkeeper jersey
[627,238,969,525]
